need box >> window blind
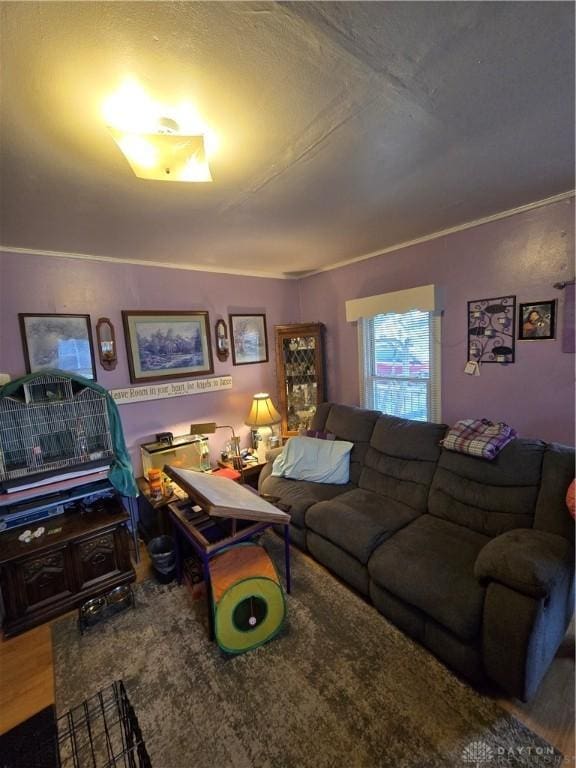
[359,309,441,423]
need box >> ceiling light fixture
[103,78,216,183]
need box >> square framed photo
[229,314,269,365]
[19,313,97,380]
[518,301,556,341]
[122,311,213,383]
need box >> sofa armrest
[265,446,285,463]
[258,447,285,492]
[474,528,574,599]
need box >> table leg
[125,495,140,564]
[173,525,183,585]
[202,552,215,641]
[284,524,291,594]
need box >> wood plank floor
[0,622,53,735]
[1,548,574,763]
[0,545,153,735]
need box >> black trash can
[147,535,176,584]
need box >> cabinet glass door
[276,323,325,437]
[283,334,318,433]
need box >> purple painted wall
[299,199,575,445]
[0,253,300,471]
[1,198,574,478]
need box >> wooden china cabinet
[275,323,326,438]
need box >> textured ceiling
[0,2,574,277]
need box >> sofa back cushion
[311,403,381,485]
[310,402,332,432]
[534,443,576,541]
[428,439,545,537]
[359,415,447,512]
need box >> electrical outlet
[0,373,11,386]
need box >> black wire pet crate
[37,681,151,768]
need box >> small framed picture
[19,313,97,380]
[122,310,213,383]
[518,301,556,341]
[229,314,269,365]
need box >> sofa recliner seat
[368,580,485,682]
[307,531,372,595]
[262,475,353,529]
[259,403,575,701]
[306,489,420,565]
[368,515,489,641]
[262,475,354,552]
[260,403,382,551]
[305,415,447,588]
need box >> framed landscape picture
[19,313,97,380]
[229,314,269,365]
[122,311,213,383]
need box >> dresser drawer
[75,530,122,588]
[19,546,75,611]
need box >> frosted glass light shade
[109,129,212,182]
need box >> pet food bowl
[106,585,132,611]
[80,596,106,625]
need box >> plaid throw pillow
[305,429,336,440]
[442,419,517,461]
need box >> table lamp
[189,422,243,473]
[245,393,281,463]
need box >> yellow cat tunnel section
[209,544,286,654]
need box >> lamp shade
[245,393,281,427]
[109,129,212,182]
[190,422,217,435]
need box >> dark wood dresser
[0,494,134,638]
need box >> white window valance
[345,284,441,322]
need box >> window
[359,308,441,422]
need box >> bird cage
[0,373,114,483]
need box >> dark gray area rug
[53,534,562,768]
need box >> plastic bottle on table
[148,468,163,500]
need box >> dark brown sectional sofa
[259,403,575,701]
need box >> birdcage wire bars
[0,374,114,482]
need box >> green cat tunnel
[209,544,286,654]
